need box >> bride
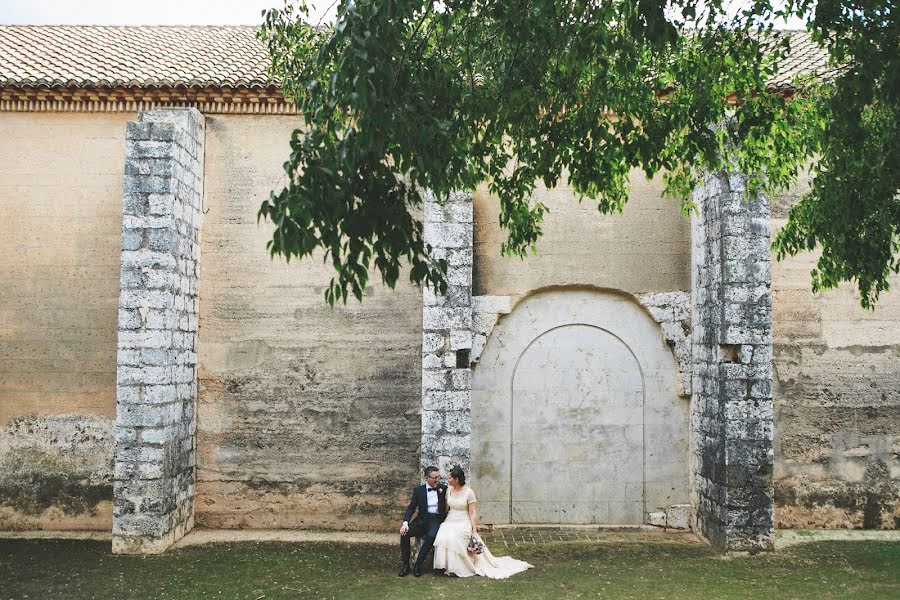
[433,466,532,579]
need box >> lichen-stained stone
[114,108,204,555]
[0,415,114,530]
[637,291,692,396]
[420,191,474,475]
[691,169,774,552]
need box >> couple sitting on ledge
[398,465,532,579]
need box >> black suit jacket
[403,483,448,525]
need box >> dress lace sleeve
[467,487,477,504]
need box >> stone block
[121,250,177,271]
[422,333,445,354]
[150,122,175,142]
[448,267,472,287]
[422,410,443,434]
[118,330,172,349]
[148,228,175,253]
[448,248,472,266]
[121,228,144,251]
[118,308,142,330]
[423,306,472,330]
[148,194,175,216]
[117,365,172,386]
[117,349,141,366]
[473,311,498,335]
[449,329,472,351]
[666,504,692,529]
[422,286,444,307]
[144,384,177,404]
[421,370,446,391]
[470,334,486,364]
[448,200,473,223]
[126,121,152,141]
[648,511,667,527]
[141,427,174,445]
[450,369,471,391]
[443,412,471,436]
[424,223,471,249]
[120,289,173,310]
[446,285,470,307]
[472,295,512,314]
[422,391,469,412]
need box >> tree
[258,1,898,307]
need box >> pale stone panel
[511,324,643,524]
[473,172,691,296]
[196,115,423,531]
[771,218,900,530]
[470,289,689,526]
[0,112,133,529]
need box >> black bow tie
[426,487,438,493]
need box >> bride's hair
[449,465,466,485]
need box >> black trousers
[400,516,442,566]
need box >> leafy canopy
[258,0,898,307]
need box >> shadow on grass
[1,539,897,599]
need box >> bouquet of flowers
[467,535,485,555]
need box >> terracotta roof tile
[0,25,275,89]
[770,30,837,88]
[0,25,831,91]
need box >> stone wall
[0,112,131,529]
[421,191,474,475]
[195,115,424,530]
[771,185,900,530]
[473,172,691,296]
[113,108,204,553]
[691,170,774,551]
[636,291,693,397]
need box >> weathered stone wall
[113,108,204,553]
[0,112,132,529]
[772,185,900,529]
[195,115,423,530]
[421,192,474,475]
[465,172,695,528]
[691,170,774,551]
[473,172,691,296]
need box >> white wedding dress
[433,485,533,579]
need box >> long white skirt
[433,511,532,579]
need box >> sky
[0,1,339,25]
[0,0,806,28]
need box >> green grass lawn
[1,539,897,599]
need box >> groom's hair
[423,466,439,478]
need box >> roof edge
[0,84,297,115]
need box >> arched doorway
[471,289,688,525]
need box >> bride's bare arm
[468,498,478,537]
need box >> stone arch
[470,288,689,525]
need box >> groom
[398,465,447,577]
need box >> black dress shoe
[413,564,423,577]
[398,563,411,577]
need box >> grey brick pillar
[421,191,474,475]
[691,169,774,552]
[113,108,204,554]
